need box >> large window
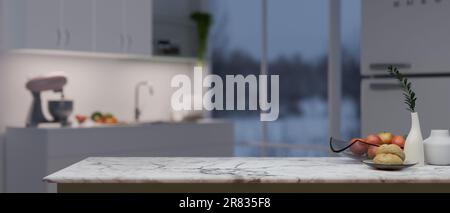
[265,0,329,156]
[209,0,361,156]
[209,0,263,156]
[340,0,361,140]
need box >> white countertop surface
[43,157,450,184]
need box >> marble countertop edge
[43,157,450,184]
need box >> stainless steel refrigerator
[361,0,450,137]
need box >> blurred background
[5,0,450,193]
[209,0,361,156]
[0,0,362,159]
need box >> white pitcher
[424,130,450,165]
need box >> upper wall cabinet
[362,0,450,75]
[125,0,153,55]
[25,0,61,50]
[25,0,93,51]
[2,0,201,58]
[62,0,94,52]
[7,0,93,51]
[94,0,124,53]
[95,0,152,55]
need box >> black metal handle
[369,63,412,70]
[369,83,402,90]
[329,137,379,153]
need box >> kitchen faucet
[134,81,154,122]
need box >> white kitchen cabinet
[95,0,153,55]
[361,77,450,137]
[2,0,199,57]
[24,0,94,52]
[20,0,93,51]
[94,0,124,53]
[124,0,153,55]
[62,0,94,51]
[25,0,62,50]
[362,0,450,75]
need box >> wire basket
[329,137,376,161]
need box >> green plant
[388,65,417,112]
[190,12,212,66]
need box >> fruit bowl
[340,149,368,161]
[329,137,370,161]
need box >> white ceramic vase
[424,130,450,165]
[404,112,425,166]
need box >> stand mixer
[25,74,73,127]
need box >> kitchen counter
[44,157,450,193]
[5,121,234,193]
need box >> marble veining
[43,157,450,184]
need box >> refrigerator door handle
[369,83,402,90]
[369,63,412,70]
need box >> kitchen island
[5,121,233,192]
[44,157,450,193]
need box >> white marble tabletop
[43,157,450,184]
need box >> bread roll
[376,144,405,160]
[373,153,404,165]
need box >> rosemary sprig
[388,65,417,112]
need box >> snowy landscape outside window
[209,0,361,156]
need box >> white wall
[0,51,195,192]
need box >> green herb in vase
[387,65,424,166]
[190,12,212,66]
[387,65,417,112]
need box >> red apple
[349,138,368,156]
[367,146,378,159]
[366,134,382,146]
[377,132,394,144]
[391,135,406,148]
